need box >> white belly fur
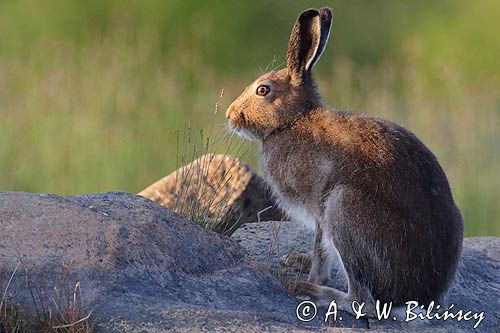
[278,197,316,231]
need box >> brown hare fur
[225,7,463,316]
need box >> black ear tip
[319,7,333,21]
[298,8,320,20]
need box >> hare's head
[226,8,333,140]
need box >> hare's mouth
[227,122,258,141]
[235,128,257,141]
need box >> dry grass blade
[51,310,93,330]
[257,206,273,223]
[214,88,225,114]
[1,261,21,315]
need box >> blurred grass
[0,0,498,236]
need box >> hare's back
[302,108,452,198]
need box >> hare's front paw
[290,281,319,301]
[281,251,312,273]
[291,281,349,308]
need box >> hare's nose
[225,102,235,120]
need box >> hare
[225,7,463,317]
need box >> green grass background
[0,0,498,236]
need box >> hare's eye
[256,85,270,96]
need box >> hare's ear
[286,7,333,83]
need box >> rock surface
[232,221,500,332]
[0,191,309,332]
[138,154,282,235]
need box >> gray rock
[232,221,500,332]
[138,154,282,235]
[0,191,303,332]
